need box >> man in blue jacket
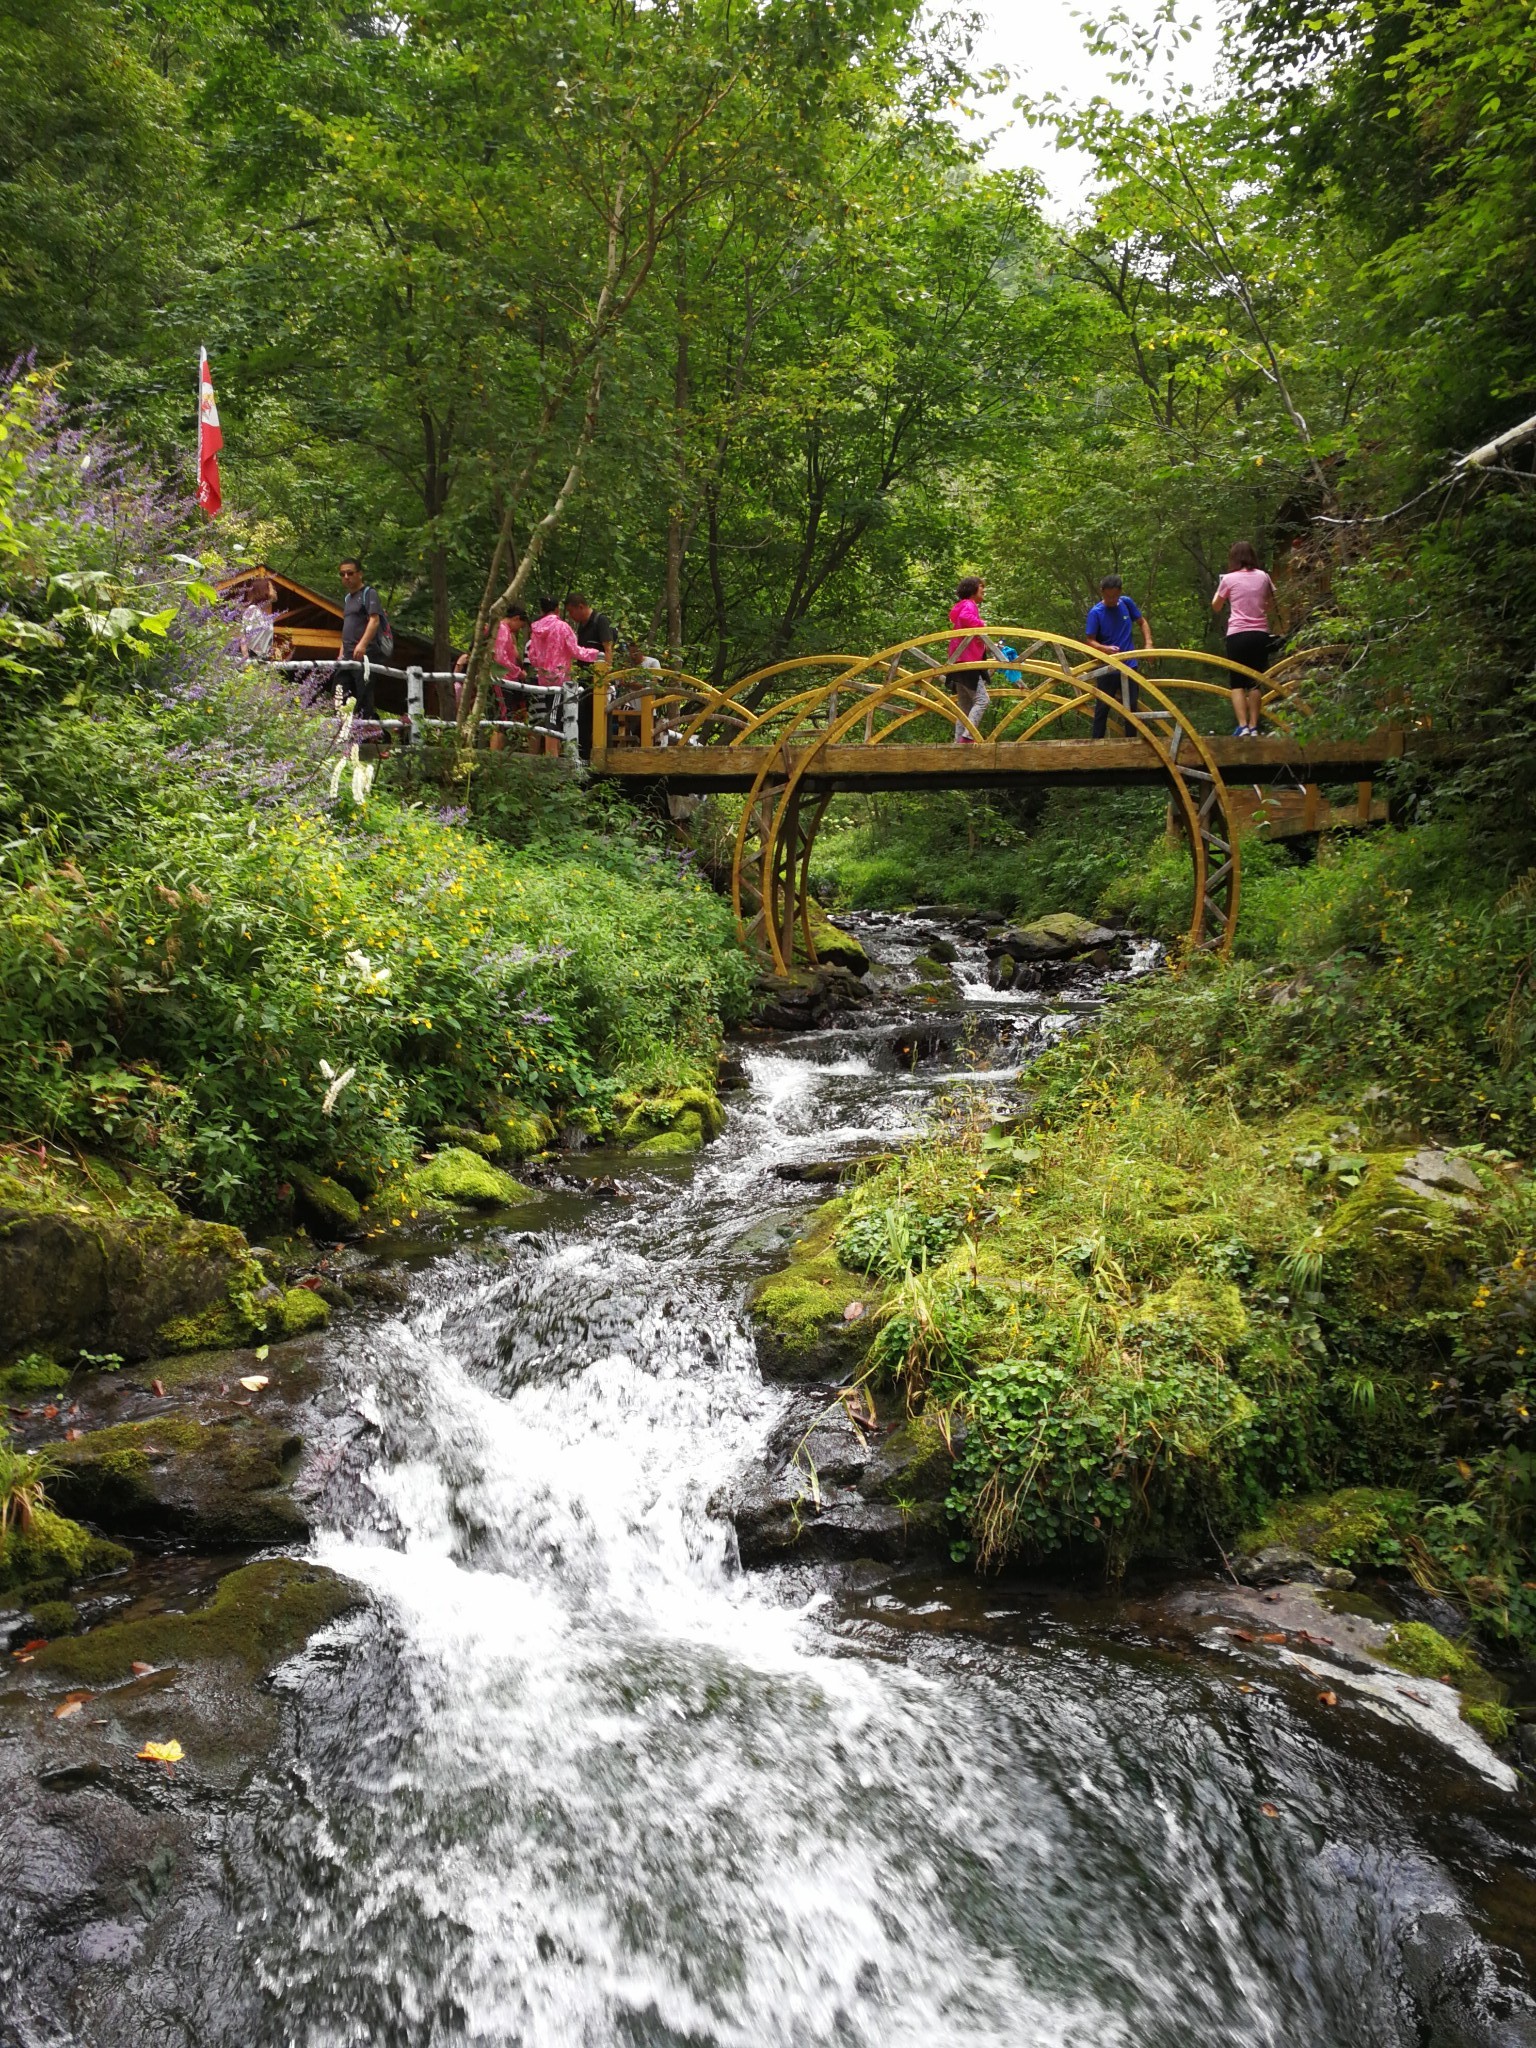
[1084,574,1154,737]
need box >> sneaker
[1232,724,1248,737]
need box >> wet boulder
[748,1202,881,1382]
[0,1202,275,1365]
[285,1165,363,1240]
[754,966,872,1030]
[46,1416,309,1547]
[987,912,1121,963]
[723,1396,956,1566]
[808,914,871,977]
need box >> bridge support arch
[724,638,1243,973]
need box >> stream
[36,913,1536,2046]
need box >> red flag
[197,346,223,517]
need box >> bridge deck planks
[591,728,1450,794]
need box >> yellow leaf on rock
[239,1375,269,1393]
[137,1739,183,1764]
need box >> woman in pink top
[947,575,991,743]
[525,597,602,756]
[1211,541,1279,736]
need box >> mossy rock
[1,1203,268,1366]
[431,1124,502,1159]
[1239,1487,1419,1572]
[486,1103,557,1161]
[1126,1272,1249,1356]
[749,1202,881,1382]
[616,1084,726,1151]
[809,916,870,977]
[408,1146,536,1208]
[0,1352,70,1398]
[46,1415,308,1546]
[858,1411,957,1506]
[32,1558,364,1687]
[286,1164,363,1238]
[1374,1621,1515,1745]
[913,954,953,983]
[633,1128,704,1157]
[272,1284,330,1337]
[0,1506,132,1602]
[1317,1153,1491,1313]
[27,1597,80,1637]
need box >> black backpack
[364,586,395,662]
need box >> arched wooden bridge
[588,631,1448,972]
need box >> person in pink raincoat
[947,575,992,743]
[526,597,602,756]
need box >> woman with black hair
[1211,541,1280,736]
[947,575,991,743]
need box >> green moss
[432,1124,502,1158]
[1240,1487,1420,1570]
[287,1164,364,1236]
[0,1352,69,1397]
[408,1145,536,1208]
[28,1598,79,1636]
[1127,1272,1249,1355]
[46,1415,303,1542]
[749,1200,881,1380]
[808,916,870,975]
[633,1128,703,1157]
[486,1104,557,1160]
[1374,1620,1514,1744]
[0,1506,132,1601]
[154,1287,265,1354]
[1462,1695,1517,1743]
[1317,1153,1488,1313]
[913,955,953,982]
[272,1285,330,1337]
[32,1558,363,1685]
[616,1085,726,1150]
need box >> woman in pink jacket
[1211,542,1280,736]
[525,597,603,756]
[947,575,991,743]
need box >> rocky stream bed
[5,909,1536,2047]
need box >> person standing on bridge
[947,576,992,743]
[1084,574,1153,737]
[1211,541,1279,736]
[527,597,602,756]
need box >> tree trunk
[665,254,689,663]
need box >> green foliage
[837,1201,962,1278]
[0,367,751,1221]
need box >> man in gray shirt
[338,557,382,716]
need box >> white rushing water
[241,932,1523,2048]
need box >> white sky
[944,0,1225,215]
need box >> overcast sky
[946,0,1224,215]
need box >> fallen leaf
[152,1379,166,1398]
[253,1345,270,1361]
[1259,1631,1286,1644]
[1316,1690,1339,1707]
[1237,1682,1255,1694]
[43,1404,57,1420]
[843,1301,865,1322]
[130,1661,154,1676]
[1260,1803,1280,1819]
[13,1639,48,1656]
[65,1427,83,1440]
[136,1739,183,1766]
[239,1374,269,1393]
[1229,1628,1255,1643]
[53,1692,92,1719]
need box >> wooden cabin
[217,566,441,717]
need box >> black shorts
[1225,631,1271,675]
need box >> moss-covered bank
[748,1057,1535,1663]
